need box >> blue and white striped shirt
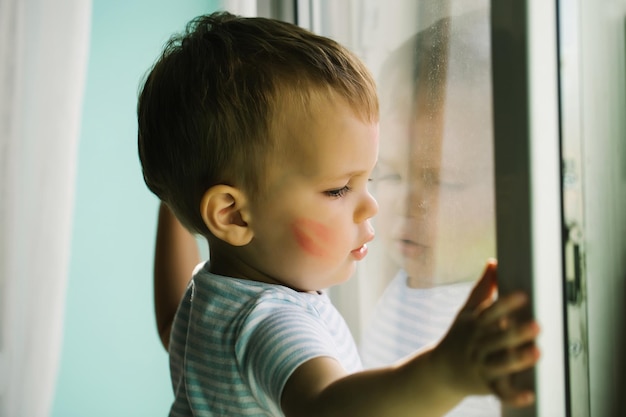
[168,263,361,416]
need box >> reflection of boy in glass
[361,11,500,416]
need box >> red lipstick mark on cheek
[291,218,334,258]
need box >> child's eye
[324,185,351,198]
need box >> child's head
[138,11,380,290]
[138,11,378,237]
[374,11,496,287]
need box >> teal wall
[52,1,219,416]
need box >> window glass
[317,1,499,415]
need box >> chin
[332,263,357,286]
[298,266,354,292]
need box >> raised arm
[281,261,540,417]
[154,201,201,350]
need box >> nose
[355,190,379,223]
[400,176,436,217]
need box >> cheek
[290,218,338,259]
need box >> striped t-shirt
[359,270,501,417]
[168,263,362,417]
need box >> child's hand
[433,259,540,406]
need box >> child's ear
[199,185,253,246]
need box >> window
[312,1,501,415]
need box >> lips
[396,238,429,259]
[390,217,433,259]
[350,243,369,260]
[351,233,375,260]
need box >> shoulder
[190,267,329,320]
[242,288,332,333]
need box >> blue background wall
[52,1,219,416]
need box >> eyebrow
[318,169,372,183]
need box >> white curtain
[0,0,91,416]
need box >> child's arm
[154,202,201,350]
[281,261,540,417]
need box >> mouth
[351,232,374,260]
[350,243,369,260]
[396,239,429,259]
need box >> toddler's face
[375,87,496,288]
[243,98,379,292]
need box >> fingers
[477,292,529,327]
[473,292,540,406]
[478,302,541,380]
[483,343,541,379]
[448,259,541,406]
[481,321,540,355]
[463,259,498,310]
[484,344,540,408]
[491,376,536,407]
